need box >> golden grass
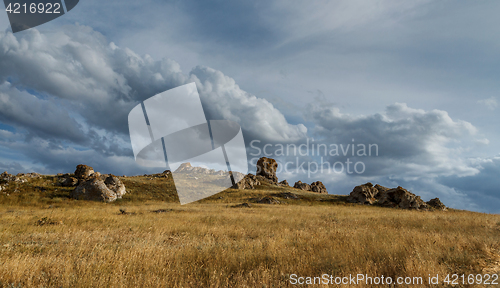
[0,176,499,287]
[0,201,499,287]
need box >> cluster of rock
[59,165,127,203]
[233,157,328,194]
[1,171,41,183]
[1,171,41,193]
[347,183,447,210]
[293,181,327,194]
[233,173,261,189]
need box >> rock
[374,184,389,193]
[278,180,290,187]
[59,177,78,187]
[16,173,41,179]
[348,183,445,211]
[377,186,427,210]
[71,178,117,202]
[426,198,447,211]
[292,180,328,193]
[256,157,278,184]
[233,174,261,189]
[255,196,280,204]
[74,165,95,180]
[104,175,126,199]
[347,183,379,204]
[293,181,311,191]
[1,171,15,182]
[310,181,327,194]
[163,170,171,175]
[71,175,126,203]
[1,171,27,183]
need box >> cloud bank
[0,24,498,213]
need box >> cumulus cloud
[190,66,307,143]
[305,102,480,180]
[478,97,498,110]
[0,23,498,213]
[0,25,307,175]
[0,82,85,143]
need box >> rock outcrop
[104,175,127,199]
[256,157,278,184]
[70,165,126,202]
[1,172,28,184]
[310,181,327,194]
[293,180,328,194]
[233,174,261,189]
[71,178,118,202]
[377,186,427,209]
[59,176,78,187]
[426,198,447,211]
[1,172,42,193]
[74,165,95,181]
[347,183,446,210]
[347,182,379,204]
[16,173,41,179]
[279,180,290,187]
[293,181,311,191]
[1,171,16,183]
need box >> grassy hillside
[0,175,499,287]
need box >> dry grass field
[0,175,499,287]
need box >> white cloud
[190,66,307,142]
[307,102,480,179]
[0,25,308,177]
[478,97,498,110]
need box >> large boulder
[278,180,290,187]
[348,183,445,211]
[74,165,95,180]
[293,181,311,191]
[347,183,379,204]
[310,181,327,194]
[426,198,447,211]
[377,186,427,210]
[71,165,126,202]
[104,175,126,198]
[59,176,78,187]
[71,178,118,202]
[234,174,261,189]
[256,157,278,184]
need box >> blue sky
[0,0,499,213]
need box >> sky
[0,0,499,213]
